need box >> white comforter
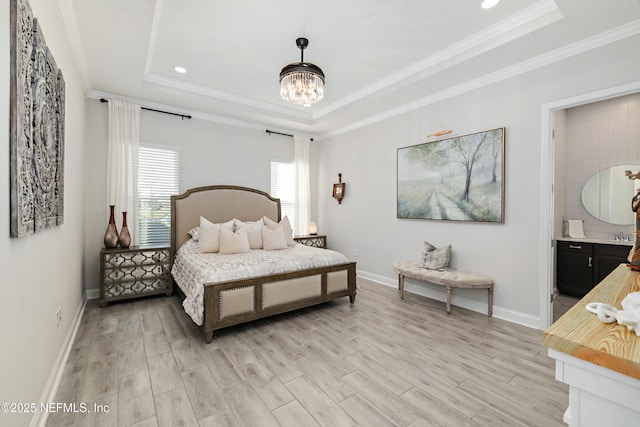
[171,239,350,325]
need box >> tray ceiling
[63,0,640,137]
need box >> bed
[170,185,357,343]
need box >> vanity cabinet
[556,240,629,297]
[593,244,632,283]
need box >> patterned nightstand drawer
[100,245,172,307]
[294,235,327,249]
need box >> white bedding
[171,239,350,325]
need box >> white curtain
[294,135,311,236]
[107,100,141,245]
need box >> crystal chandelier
[280,38,325,107]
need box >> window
[138,144,179,245]
[270,161,295,227]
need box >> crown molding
[318,19,640,140]
[57,0,92,93]
[312,0,562,120]
[143,0,164,76]
[143,73,313,121]
[87,90,192,116]
[141,0,561,123]
[89,18,640,142]
[86,90,318,139]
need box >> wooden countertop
[543,264,640,379]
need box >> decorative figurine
[625,169,640,271]
[586,292,640,336]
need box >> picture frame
[397,127,505,223]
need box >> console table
[543,265,640,426]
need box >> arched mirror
[581,164,640,225]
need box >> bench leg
[446,285,451,314]
[398,274,405,299]
[488,286,493,317]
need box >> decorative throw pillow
[187,227,199,241]
[197,217,233,253]
[234,218,264,249]
[263,215,295,246]
[422,241,436,254]
[422,242,451,270]
[262,225,288,250]
[219,228,251,254]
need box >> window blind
[138,144,179,245]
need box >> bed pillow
[197,217,233,253]
[263,215,295,246]
[219,228,251,254]
[262,225,288,250]
[234,218,264,249]
[187,227,199,241]
[421,242,451,270]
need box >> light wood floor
[46,280,568,427]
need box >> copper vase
[118,212,131,248]
[104,205,118,248]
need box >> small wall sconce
[309,221,318,235]
[333,173,345,204]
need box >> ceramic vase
[104,205,119,248]
[118,212,131,248]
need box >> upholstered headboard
[170,185,281,256]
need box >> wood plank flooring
[46,279,567,427]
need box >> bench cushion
[393,261,493,289]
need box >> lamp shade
[309,221,318,235]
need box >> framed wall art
[10,0,65,238]
[397,127,505,223]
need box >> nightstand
[294,234,327,249]
[100,245,172,307]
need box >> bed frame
[170,185,357,343]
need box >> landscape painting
[397,128,505,223]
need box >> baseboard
[86,288,99,300]
[31,297,86,427]
[357,269,541,330]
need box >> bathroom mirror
[581,164,640,225]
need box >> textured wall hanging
[10,0,65,238]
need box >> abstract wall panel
[10,0,65,237]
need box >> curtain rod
[100,98,192,120]
[265,129,313,142]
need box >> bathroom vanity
[556,238,631,297]
[544,265,640,426]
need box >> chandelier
[280,38,325,107]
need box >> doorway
[540,81,640,329]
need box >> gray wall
[314,34,640,327]
[0,1,86,424]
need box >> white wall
[314,35,640,327]
[0,1,86,425]
[83,103,294,295]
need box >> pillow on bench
[421,241,451,270]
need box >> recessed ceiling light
[481,0,500,8]
[174,66,187,74]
